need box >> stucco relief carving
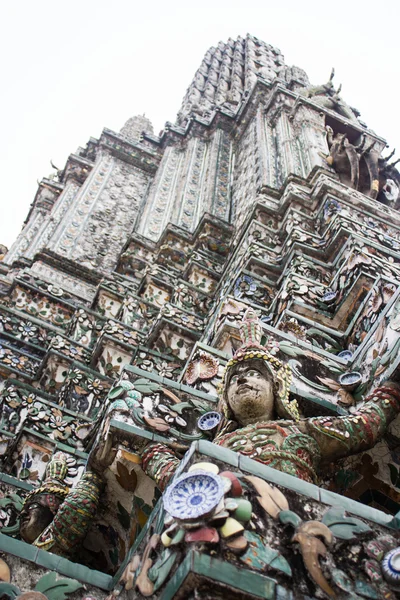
[5,186,63,264]
[50,154,150,271]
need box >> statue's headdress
[219,308,299,422]
[21,452,69,516]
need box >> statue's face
[20,502,53,544]
[226,362,275,426]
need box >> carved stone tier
[115,440,400,599]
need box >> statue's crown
[22,452,69,514]
[225,308,283,372]
[46,451,68,482]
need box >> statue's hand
[87,433,118,475]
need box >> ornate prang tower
[1,34,400,599]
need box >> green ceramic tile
[238,454,320,501]
[109,419,153,440]
[152,432,173,445]
[346,501,393,528]
[320,489,392,527]
[160,377,182,390]
[197,439,239,468]
[193,552,276,599]
[159,552,192,600]
[57,557,113,590]
[196,341,230,360]
[23,427,57,444]
[179,382,217,402]
[0,473,33,491]
[0,429,14,439]
[0,534,39,562]
[35,548,62,570]
[125,365,164,383]
[55,442,87,458]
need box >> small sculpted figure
[326,126,360,190]
[142,309,400,488]
[19,447,115,555]
[298,69,360,123]
[19,452,70,545]
[326,126,380,198]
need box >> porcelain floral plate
[197,411,222,431]
[163,470,225,520]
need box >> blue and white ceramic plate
[197,411,222,431]
[163,470,225,520]
[382,547,400,587]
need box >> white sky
[1,0,399,248]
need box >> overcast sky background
[1,0,399,248]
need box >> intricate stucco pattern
[139,130,233,241]
[49,154,150,271]
[176,34,307,126]
[138,147,182,240]
[5,185,64,264]
[232,118,259,227]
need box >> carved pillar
[138,147,184,241]
[292,104,328,172]
[231,118,259,227]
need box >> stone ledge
[0,533,112,590]
[196,440,395,528]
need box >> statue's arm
[303,382,400,461]
[34,470,104,553]
[53,470,103,551]
[141,443,181,491]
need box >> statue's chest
[218,426,286,455]
[215,422,320,483]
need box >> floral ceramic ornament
[161,462,252,551]
[163,470,225,520]
[197,411,222,431]
[185,352,219,385]
[234,275,257,299]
